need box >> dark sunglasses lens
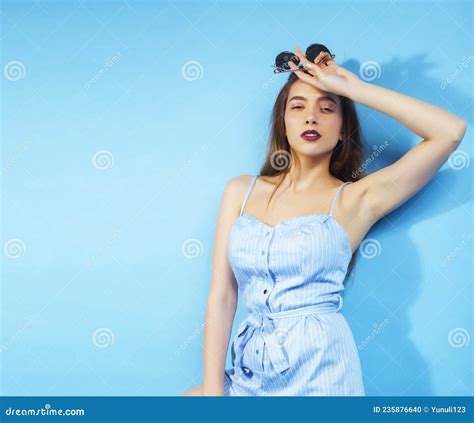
[275,51,300,71]
[305,43,332,63]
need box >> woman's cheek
[285,115,299,131]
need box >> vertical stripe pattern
[224,175,365,396]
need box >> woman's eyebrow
[288,95,337,104]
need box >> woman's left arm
[348,80,467,220]
[290,47,468,221]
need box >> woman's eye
[290,105,333,112]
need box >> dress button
[256,349,259,354]
[263,289,268,294]
[261,250,265,255]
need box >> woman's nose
[305,118,317,124]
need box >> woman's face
[284,80,344,155]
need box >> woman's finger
[294,47,313,69]
[315,52,332,66]
[288,60,317,84]
[294,71,318,86]
[312,51,335,68]
[306,61,324,79]
[288,61,325,90]
[288,60,314,78]
[323,53,337,67]
[294,47,321,77]
[323,55,335,67]
[313,51,327,65]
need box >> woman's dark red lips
[301,130,321,142]
[301,130,321,137]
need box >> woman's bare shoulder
[225,174,255,191]
[221,175,256,212]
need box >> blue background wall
[1,0,472,396]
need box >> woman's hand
[287,47,362,98]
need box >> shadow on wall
[341,54,471,396]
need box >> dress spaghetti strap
[240,175,258,216]
[328,181,352,217]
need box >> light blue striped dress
[223,175,365,396]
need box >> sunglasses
[272,43,336,74]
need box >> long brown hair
[258,72,365,281]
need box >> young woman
[181,46,467,396]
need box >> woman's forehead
[288,81,338,102]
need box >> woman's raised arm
[349,79,467,221]
[289,46,467,223]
